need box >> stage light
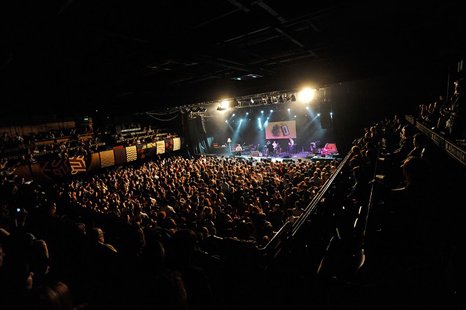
[246,112,249,115]
[261,110,264,114]
[270,109,273,112]
[297,87,316,104]
[317,113,321,117]
[217,99,230,111]
[287,108,291,112]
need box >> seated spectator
[29,239,51,287]
[407,133,429,158]
[167,229,214,310]
[27,281,73,310]
[88,227,117,253]
[379,155,444,309]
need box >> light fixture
[217,99,230,111]
[297,88,316,104]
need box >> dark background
[0,1,464,131]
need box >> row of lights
[223,108,332,124]
[182,106,207,113]
[217,87,317,111]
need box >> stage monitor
[265,120,296,139]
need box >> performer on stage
[235,143,243,155]
[288,137,295,154]
[272,140,278,155]
[266,141,274,156]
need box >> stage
[205,150,340,163]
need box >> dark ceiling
[1,0,465,116]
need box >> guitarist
[288,138,295,154]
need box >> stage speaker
[320,110,332,129]
[319,87,333,129]
[251,151,260,157]
[261,158,272,162]
[283,158,294,163]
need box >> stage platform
[205,151,340,163]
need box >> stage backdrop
[265,120,297,139]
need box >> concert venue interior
[1,1,465,310]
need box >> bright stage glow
[297,87,316,104]
[218,99,230,110]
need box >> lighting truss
[150,89,302,116]
[232,90,297,109]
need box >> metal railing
[255,152,352,264]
